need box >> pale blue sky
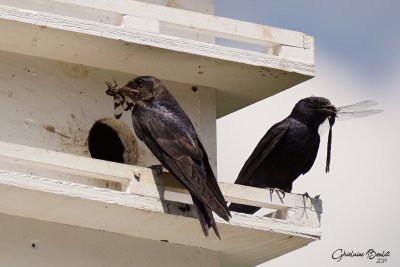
[216,1,399,266]
[217,0,400,84]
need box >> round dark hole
[88,122,124,163]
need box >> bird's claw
[301,192,312,201]
[269,188,286,199]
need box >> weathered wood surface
[0,140,323,267]
[0,212,222,267]
[0,140,322,267]
[51,0,310,49]
[0,1,320,265]
[0,49,217,172]
[0,167,320,266]
[0,1,315,117]
[0,141,322,218]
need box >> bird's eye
[136,79,143,85]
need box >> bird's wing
[133,111,202,160]
[302,135,320,175]
[132,112,230,221]
[234,119,290,185]
[196,138,227,210]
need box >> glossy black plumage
[229,97,337,214]
[108,76,230,238]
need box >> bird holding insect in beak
[229,96,382,214]
[106,76,231,238]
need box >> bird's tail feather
[192,196,221,239]
[196,139,232,222]
[228,202,260,215]
[203,191,230,223]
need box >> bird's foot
[269,188,286,199]
[301,192,312,201]
[148,164,164,175]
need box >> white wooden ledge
[0,0,315,117]
[0,141,322,266]
[51,0,310,49]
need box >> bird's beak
[116,86,140,95]
[317,104,338,117]
[327,104,338,114]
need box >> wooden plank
[122,15,160,33]
[51,0,307,48]
[0,141,322,214]
[0,213,221,267]
[274,45,314,63]
[0,140,135,186]
[0,169,322,239]
[0,169,320,266]
[221,182,319,211]
[0,5,315,118]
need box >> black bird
[106,76,231,238]
[229,96,337,214]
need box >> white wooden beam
[0,141,322,220]
[0,4,315,118]
[0,169,320,266]
[51,0,308,49]
[0,213,222,267]
[0,140,135,186]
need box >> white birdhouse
[0,1,320,266]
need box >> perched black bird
[106,76,230,238]
[229,97,337,214]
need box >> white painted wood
[0,3,315,117]
[50,0,308,49]
[6,0,216,43]
[0,213,221,267]
[0,1,320,265]
[221,182,322,213]
[274,45,315,63]
[0,0,123,25]
[0,169,320,267]
[0,140,135,186]
[133,0,216,43]
[0,49,217,173]
[122,15,160,33]
[138,0,215,15]
[0,140,323,220]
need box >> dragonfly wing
[337,109,383,121]
[337,100,378,112]
[336,100,382,121]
